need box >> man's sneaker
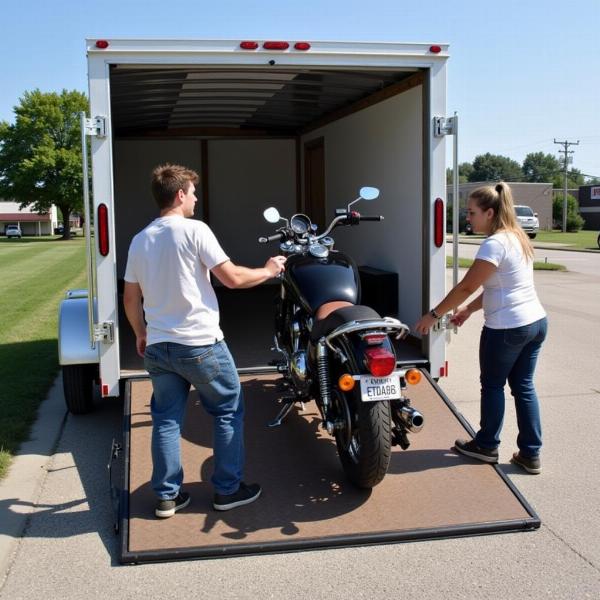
[511,452,541,474]
[213,482,262,511]
[155,491,191,518]
[454,439,499,463]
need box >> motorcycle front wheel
[332,388,392,488]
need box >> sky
[1,0,599,178]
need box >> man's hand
[414,312,438,335]
[264,255,286,278]
[136,335,147,358]
[450,306,472,327]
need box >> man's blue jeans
[475,317,548,458]
[143,340,244,499]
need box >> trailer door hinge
[93,321,114,343]
[433,116,456,137]
[84,116,107,138]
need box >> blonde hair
[469,182,534,261]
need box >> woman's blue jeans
[143,340,244,499]
[475,317,548,458]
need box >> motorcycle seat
[310,304,381,342]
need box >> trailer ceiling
[109,66,421,137]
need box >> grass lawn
[533,230,599,251]
[0,236,86,478]
[446,256,566,271]
[456,230,600,251]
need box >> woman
[415,182,547,474]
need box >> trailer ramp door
[118,371,539,564]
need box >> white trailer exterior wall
[83,39,449,398]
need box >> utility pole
[554,139,579,232]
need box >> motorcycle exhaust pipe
[393,405,425,433]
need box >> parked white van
[514,205,539,239]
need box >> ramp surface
[121,373,539,563]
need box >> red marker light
[434,198,444,248]
[98,203,109,256]
[95,40,109,49]
[294,42,311,51]
[240,41,258,50]
[263,41,289,50]
[429,45,442,54]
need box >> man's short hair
[151,164,199,209]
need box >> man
[123,163,286,517]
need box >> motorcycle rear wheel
[332,388,392,489]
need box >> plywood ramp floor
[123,374,537,562]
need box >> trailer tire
[62,364,97,414]
[333,389,392,489]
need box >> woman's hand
[414,312,438,335]
[450,306,472,327]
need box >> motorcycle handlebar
[258,232,285,244]
[358,215,384,221]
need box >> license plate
[359,374,401,402]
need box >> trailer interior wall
[207,139,296,266]
[301,85,423,326]
[113,139,296,278]
[113,139,202,278]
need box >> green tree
[552,167,585,191]
[446,162,474,184]
[522,152,560,183]
[468,153,523,183]
[552,193,584,232]
[0,89,88,239]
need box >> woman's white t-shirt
[475,231,546,329]
[124,216,229,346]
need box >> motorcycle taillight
[364,347,396,377]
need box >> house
[447,182,553,230]
[0,201,59,236]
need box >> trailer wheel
[62,364,97,414]
[332,388,392,489]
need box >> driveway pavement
[1,258,599,599]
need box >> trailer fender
[58,290,99,365]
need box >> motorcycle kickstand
[268,400,295,428]
[268,398,305,428]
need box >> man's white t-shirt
[475,231,546,329]
[124,216,229,346]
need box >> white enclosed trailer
[58,38,454,413]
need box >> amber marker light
[338,374,356,392]
[405,369,422,385]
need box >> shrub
[552,193,585,232]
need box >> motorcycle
[258,187,425,489]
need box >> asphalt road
[1,248,599,599]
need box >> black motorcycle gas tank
[284,251,360,313]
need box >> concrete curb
[0,374,67,581]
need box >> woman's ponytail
[470,181,534,260]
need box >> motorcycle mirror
[263,207,281,223]
[359,187,380,201]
